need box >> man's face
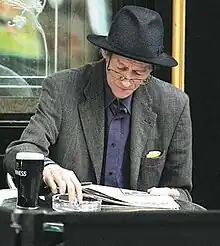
[105,53,152,99]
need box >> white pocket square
[146,151,161,159]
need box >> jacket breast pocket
[137,150,166,191]
[143,150,166,167]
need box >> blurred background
[0,0,112,97]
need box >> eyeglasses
[107,58,150,86]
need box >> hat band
[106,38,164,58]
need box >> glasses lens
[109,68,147,85]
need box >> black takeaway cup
[15,152,44,209]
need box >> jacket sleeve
[159,95,193,201]
[3,76,62,176]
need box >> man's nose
[120,78,133,87]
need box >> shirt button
[111,143,116,147]
[108,172,113,176]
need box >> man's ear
[100,49,107,59]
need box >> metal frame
[171,0,186,91]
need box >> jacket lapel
[78,61,105,184]
[130,82,157,189]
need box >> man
[3,6,192,202]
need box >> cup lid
[16,152,44,160]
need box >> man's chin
[112,89,133,99]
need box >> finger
[168,188,180,199]
[147,187,156,193]
[43,165,61,193]
[70,172,83,204]
[66,179,76,202]
[75,181,83,204]
[147,187,170,196]
[43,174,58,194]
[53,175,67,194]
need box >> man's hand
[43,164,82,203]
[147,187,180,200]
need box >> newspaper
[83,184,180,210]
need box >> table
[0,189,208,246]
[0,188,206,234]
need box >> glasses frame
[106,57,151,86]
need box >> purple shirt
[103,83,132,188]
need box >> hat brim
[87,34,178,67]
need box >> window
[0,0,112,112]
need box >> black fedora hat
[87,5,177,67]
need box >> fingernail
[52,189,57,194]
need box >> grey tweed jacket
[4,59,192,201]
